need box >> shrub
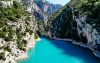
[4,45,11,52]
[13,1,21,9]
[7,16,17,22]
[34,33,39,39]
[0,52,5,60]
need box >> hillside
[48,0,100,58]
[0,0,39,63]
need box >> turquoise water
[18,36,100,63]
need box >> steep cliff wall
[0,0,38,63]
[48,0,100,58]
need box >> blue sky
[47,0,70,5]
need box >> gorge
[0,0,100,63]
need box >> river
[18,36,100,63]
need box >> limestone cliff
[48,0,100,58]
[0,0,38,63]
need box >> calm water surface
[18,36,100,63]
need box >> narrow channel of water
[18,36,100,63]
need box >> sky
[47,0,71,5]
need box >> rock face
[72,12,100,57]
[0,1,13,8]
[34,1,62,15]
[0,0,38,63]
[48,0,100,58]
[26,0,62,21]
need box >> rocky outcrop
[0,1,13,8]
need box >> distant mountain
[34,1,62,15]
[29,0,62,34]
[31,0,62,21]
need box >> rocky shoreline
[16,33,41,63]
[51,37,100,58]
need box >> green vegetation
[26,27,34,35]
[70,0,87,9]
[34,33,39,39]
[0,52,5,60]
[48,6,66,25]
[75,0,100,34]
[48,5,73,38]
[37,21,46,34]
[0,1,29,41]
[0,26,15,41]
[81,0,100,24]
[4,45,11,52]
[17,32,26,51]
[0,1,28,22]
